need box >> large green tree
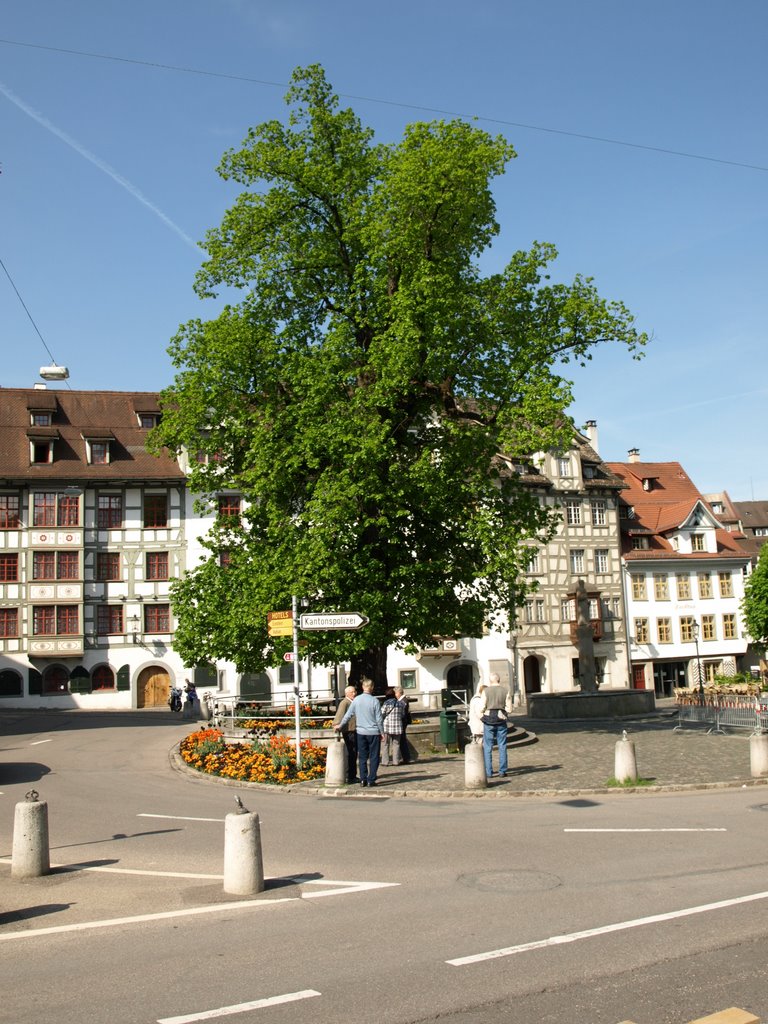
[151,65,646,689]
[742,546,768,652]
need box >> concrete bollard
[12,791,50,879]
[324,734,348,787]
[464,741,487,790]
[750,732,768,777]
[223,810,264,896]
[199,696,211,722]
[614,731,638,784]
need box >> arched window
[43,665,69,694]
[278,664,302,685]
[239,672,271,701]
[0,669,22,697]
[92,665,115,691]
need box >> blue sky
[1,1,766,500]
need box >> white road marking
[157,989,321,1023]
[138,813,225,823]
[30,739,52,745]
[0,876,398,942]
[74,866,223,880]
[564,828,727,832]
[447,889,768,966]
[0,896,296,941]
[0,858,220,880]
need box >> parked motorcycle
[168,686,182,712]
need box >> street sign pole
[292,594,301,768]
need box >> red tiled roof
[607,460,750,563]
[0,388,182,482]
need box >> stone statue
[575,579,598,693]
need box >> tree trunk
[349,645,388,695]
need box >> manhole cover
[457,870,562,893]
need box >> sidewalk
[357,711,765,797]
[173,704,768,799]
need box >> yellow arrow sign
[267,610,293,637]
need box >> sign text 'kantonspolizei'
[299,612,369,631]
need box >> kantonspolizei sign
[299,612,369,631]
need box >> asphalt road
[1,711,768,1024]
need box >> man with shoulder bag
[480,672,513,779]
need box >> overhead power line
[1,36,766,174]
[0,254,58,365]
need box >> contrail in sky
[0,79,198,250]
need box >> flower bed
[179,727,327,785]
[232,702,330,734]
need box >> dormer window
[642,477,657,491]
[133,398,161,429]
[27,423,59,464]
[31,412,52,427]
[83,433,114,465]
[632,536,650,550]
[691,533,706,552]
[30,439,54,464]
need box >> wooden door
[137,666,170,708]
[632,664,647,689]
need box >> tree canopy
[150,64,647,686]
[742,546,768,652]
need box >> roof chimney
[628,448,640,463]
[584,420,599,454]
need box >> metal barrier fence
[674,699,768,735]
[204,696,336,734]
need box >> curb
[169,747,768,801]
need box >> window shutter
[116,664,131,691]
[70,666,92,694]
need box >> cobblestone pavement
[313,706,768,799]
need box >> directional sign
[283,652,296,662]
[267,610,293,637]
[299,612,369,631]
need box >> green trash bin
[439,709,458,745]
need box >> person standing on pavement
[480,672,513,778]
[468,681,486,743]
[334,679,385,787]
[333,685,358,784]
[381,687,404,766]
[395,686,412,764]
